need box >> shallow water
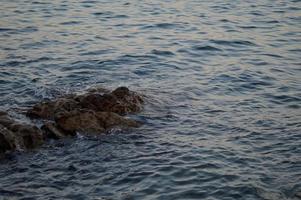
[0,0,301,199]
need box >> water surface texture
[0,0,301,199]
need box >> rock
[0,112,43,155]
[1,86,144,158]
[27,98,79,120]
[79,87,144,115]
[110,87,144,114]
[55,110,105,134]
[27,86,144,120]
[0,124,16,154]
[0,112,15,127]
[41,122,73,139]
[55,109,140,135]
[95,111,140,129]
[6,123,43,149]
[0,111,7,116]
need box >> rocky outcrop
[1,86,144,158]
[27,86,143,119]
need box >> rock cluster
[0,87,143,157]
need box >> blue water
[0,0,301,199]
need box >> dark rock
[0,124,16,154]
[41,122,73,139]
[95,111,140,129]
[0,111,7,116]
[80,87,143,115]
[7,123,43,149]
[27,98,79,120]
[0,112,43,155]
[55,109,105,134]
[27,86,144,119]
[1,86,144,158]
[0,113,15,127]
[55,109,140,135]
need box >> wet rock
[55,110,105,134]
[0,111,7,116]
[55,109,140,135]
[27,98,79,120]
[110,87,144,114]
[9,123,43,149]
[0,124,16,154]
[41,122,74,139]
[0,112,15,128]
[27,86,144,119]
[95,111,140,129]
[1,87,144,158]
[0,112,43,155]
[79,87,144,115]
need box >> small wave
[80,49,113,56]
[192,45,222,51]
[210,39,257,47]
[60,21,82,25]
[2,57,52,67]
[151,49,175,56]
[93,11,127,19]
[0,28,15,32]
[238,25,258,29]
[141,23,178,30]
[19,26,38,33]
[93,11,113,16]
[265,94,301,105]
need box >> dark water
[0,0,301,199]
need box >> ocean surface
[0,0,301,199]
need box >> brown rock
[8,123,43,149]
[0,124,16,154]
[55,110,105,134]
[1,87,144,158]
[0,112,43,153]
[0,113,15,128]
[110,87,144,114]
[27,98,79,120]
[95,111,140,129]
[41,122,73,139]
[80,87,143,115]
[55,110,140,135]
[27,86,144,120]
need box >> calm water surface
[0,0,301,199]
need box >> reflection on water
[0,0,301,199]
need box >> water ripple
[0,0,300,199]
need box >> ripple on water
[0,0,301,199]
